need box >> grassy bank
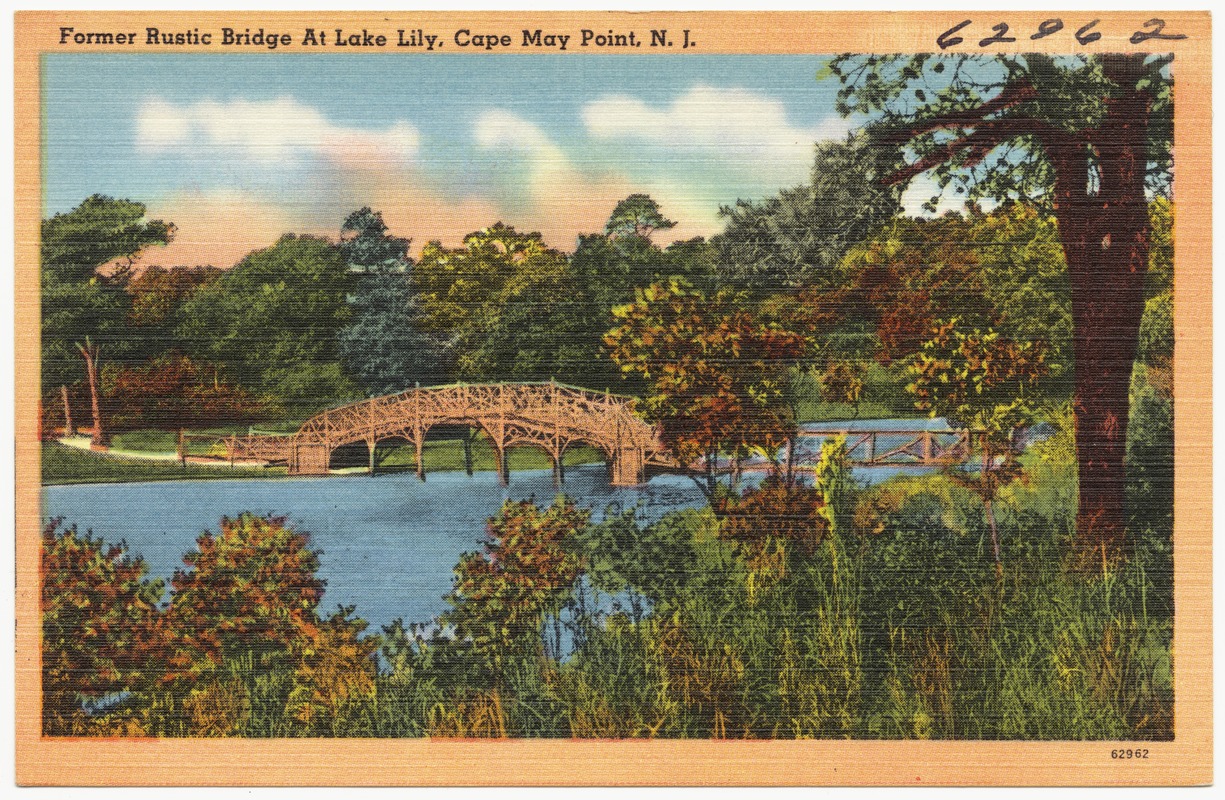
[41,442,283,486]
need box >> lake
[42,420,950,634]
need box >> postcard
[14,10,1212,785]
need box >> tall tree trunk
[76,340,107,448]
[1046,54,1151,566]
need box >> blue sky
[43,53,935,266]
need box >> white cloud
[582,86,854,182]
[473,109,562,159]
[136,96,419,168]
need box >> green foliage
[45,441,1172,740]
[177,234,356,411]
[828,53,1172,560]
[442,498,588,687]
[819,361,864,417]
[909,319,1049,437]
[908,318,1049,567]
[336,208,438,395]
[1146,198,1174,296]
[605,193,676,240]
[714,135,902,293]
[856,464,1171,740]
[1137,290,1173,368]
[826,54,1171,205]
[413,223,573,383]
[972,203,1073,387]
[124,265,222,362]
[41,194,174,284]
[40,195,173,390]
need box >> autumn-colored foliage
[713,475,830,555]
[820,360,865,417]
[604,280,808,491]
[125,265,221,328]
[41,521,163,735]
[41,512,388,737]
[101,353,267,431]
[908,318,1049,569]
[909,319,1048,438]
[162,513,325,687]
[287,609,379,730]
[834,214,992,365]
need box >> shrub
[41,521,164,735]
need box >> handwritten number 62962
[937,18,1187,50]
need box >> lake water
[42,419,952,634]
[42,465,710,634]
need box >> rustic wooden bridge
[181,382,672,487]
[179,382,984,486]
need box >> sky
[42,53,942,268]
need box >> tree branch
[877,81,1038,147]
[884,117,1056,186]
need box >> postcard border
[14,9,1213,786]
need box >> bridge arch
[275,382,669,486]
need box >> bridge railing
[789,428,986,467]
[177,431,293,467]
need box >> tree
[335,208,439,395]
[469,254,599,384]
[101,353,266,431]
[414,223,572,382]
[568,206,719,392]
[605,193,676,240]
[829,53,1173,563]
[834,211,994,364]
[41,195,173,444]
[177,234,355,411]
[125,265,221,361]
[714,136,903,293]
[604,280,808,496]
[820,360,865,418]
[908,318,1049,574]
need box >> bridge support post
[463,428,474,477]
[493,445,509,487]
[414,438,426,482]
[367,439,377,476]
[552,452,565,487]
[609,446,644,487]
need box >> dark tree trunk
[1046,54,1152,566]
[76,340,107,448]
